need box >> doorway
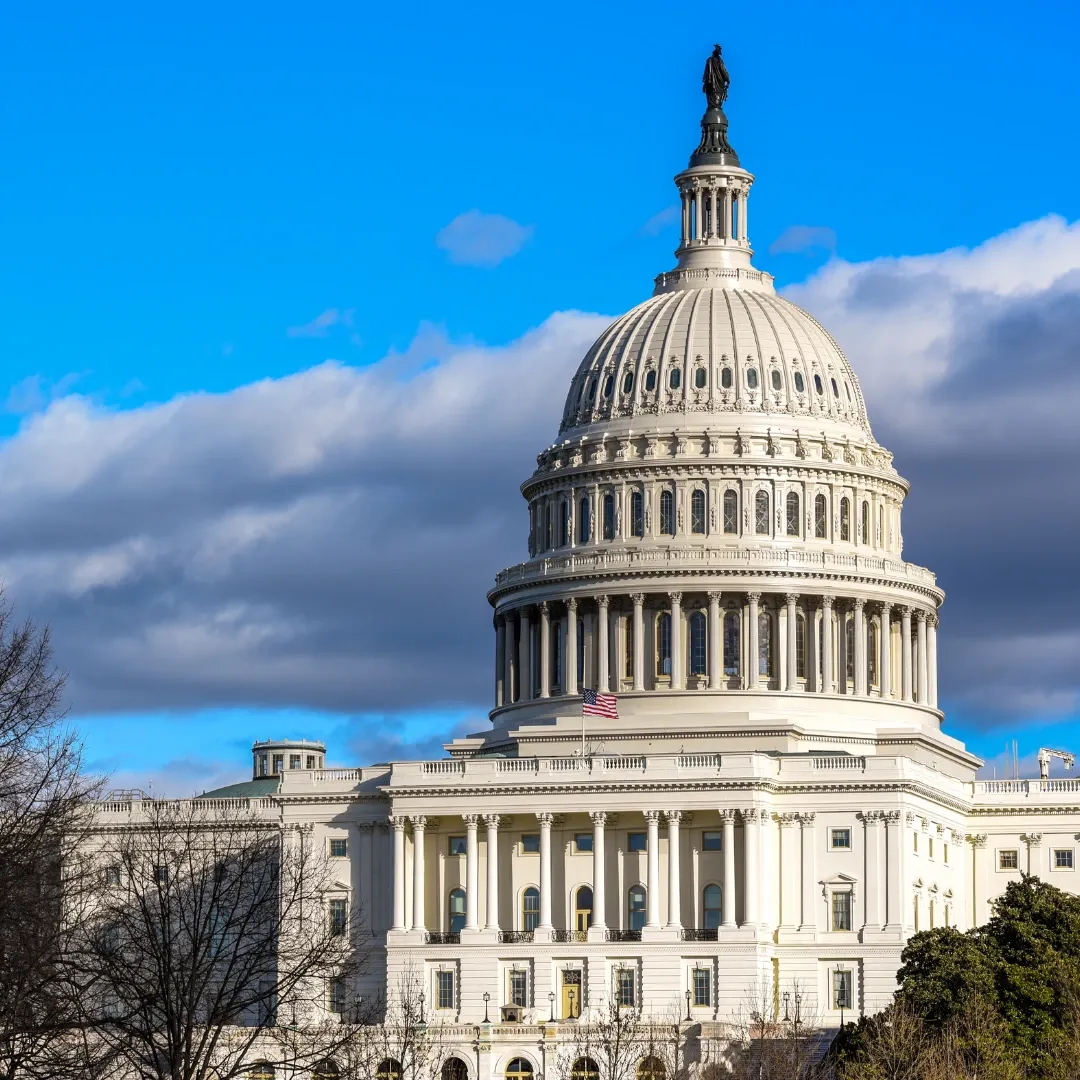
[561,969,582,1019]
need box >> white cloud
[769,225,837,256]
[435,210,532,268]
[640,206,679,237]
[286,307,356,339]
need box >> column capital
[389,815,407,833]
[462,814,480,828]
[353,821,376,832]
[482,813,503,828]
[967,833,988,848]
[777,812,799,826]
[668,591,683,604]
[900,605,913,617]
[854,597,865,612]
[664,810,684,825]
[536,812,554,826]
[589,811,609,826]
[1021,833,1044,847]
[630,592,645,606]
[916,608,928,624]
[718,808,737,821]
[857,810,885,824]
[643,809,662,823]
[785,592,799,605]
[409,815,428,830]
[737,807,758,824]
[566,596,578,613]
[884,810,901,825]
[596,595,610,609]
[929,612,939,628]
[708,591,723,603]
[798,812,816,827]
[878,601,892,616]
[539,600,549,615]
[821,595,834,610]
[746,591,762,604]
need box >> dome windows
[689,612,707,675]
[840,496,851,542]
[721,366,733,389]
[722,490,738,534]
[623,371,634,394]
[602,375,614,399]
[746,367,759,390]
[794,371,805,393]
[579,496,591,543]
[771,369,782,391]
[694,367,707,389]
[754,490,770,535]
[861,500,870,544]
[659,489,675,536]
[630,491,644,538]
[845,382,853,402]
[814,494,828,538]
[814,374,824,395]
[691,489,706,534]
[602,492,616,540]
[645,369,657,392]
[588,377,598,402]
[831,377,840,398]
[560,500,570,547]
[669,368,682,390]
[786,492,800,536]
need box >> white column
[645,810,661,928]
[901,606,914,702]
[739,189,749,243]
[747,592,761,689]
[356,823,373,933]
[680,191,691,246]
[669,592,683,690]
[785,593,798,691]
[464,814,479,931]
[721,810,736,929]
[519,608,532,702]
[538,812,553,931]
[597,596,610,692]
[854,598,867,696]
[928,614,939,708]
[863,812,884,932]
[708,591,723,689]
[693,188,703,240]
[391,816,406,931]
[916,610,928,703]
[799,813,815,931]
[539,602,551,699]
[821,596,834,694]
[707,186,717,238]
[884,811,902,931]
[484,814,500,931]
[665,811,683,930]
[495,615,506,707]
[778,815,798,929]
[566,599,578,695]
[591,811,608,931]
[879,603,892,698]
[720,188,731,239]
[504,612,516,703]
[631,594,645,691]
[410,815,426,933]
[742,808,759,929]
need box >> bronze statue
[703,44,730,108]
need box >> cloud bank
[435,210,533,267]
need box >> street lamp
[567,987,577,1020]
[684,988,692,1022]
[483,991,491,1024]
[549,991,556,1023]
[834,965,846,1030]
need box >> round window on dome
[771,369,782,391]
[814,374,824,395]
[669,368,681,390]
[746,367,758,390]
[721,367,733,389]
[623,371,634,394]
[831,378,839,397]
[603,375,614,398]
[794,372,805,393]
[694,367,707,389]
[645,370,656,392]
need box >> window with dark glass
[448,836,467,856]
[544,503,552,551]
[689,611,707,675]
[754,490,770,534]
[509,969,528,1006]
[723,612,740,677]
[691,489,706,534]
[845,615,855,682]
[631,491,644,537]
[702,831,722,851]
[328,977,346,1015]
[448,889,466,933]
[694,367,707,389]
[574,834,593,854]
[328,897,348,937]
[657,613,672,676]
[721,366,733,389]
[786,491,800,536]
[587,377,597,401]
[703,884,722,930]
[616,969,635,1007]
[522,888,540,931]
[660,489,675,536]
[628,886,646,931]
[746,367,758,390]
[840,497,851,541]
[623,618,633,679]
[623,371,634,394]
[867,621,878,687]
[603,492,615,541]
[771,369,782,390]
[628,832,647,852]
[669,368,681,390]
[603,375,614,398]
[521,834,540,854]
[831,828,852,850]
[794,371,805,393]
[579,496,590,543]
[861,501,870,543]
[814,374,824,395]
[999,850,1019,871]
[329,838,348,858]
[553,621,563,691]
[722,489,738,533]
[814,494,827,538]
[560,501,569,547]
[758,611,772,677]
[833,969,853,1009]
[436,970,455,1010]
[796,614,807,679]
[576,618,585,686]
[645,369,656,392]
[506,1060,533,1080]
[831,891,852,931]
[693,967,711,1007]
[831,377,840,397]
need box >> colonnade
[680,183,749,246]
[494,591,938,709]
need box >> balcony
[681,928,719,942]
[499,931,534,944]
[552,930,588,943]
[425,932,460,945]
[606,929,642,942]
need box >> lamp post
[549,991,556,1023]
[835,964,846,1030]
[483,991,491,1024]
[567,986,577,1020]
[684,988,692,1022]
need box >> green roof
[197,777,280,799]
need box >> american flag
[582,688,619,719]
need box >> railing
[313,769,362,782]
[552,930,588,943]
[602,757,645,771]
[812,756,866,771]
[678,754,721,769]
[681,928,719,942]
[499,931,535,943]
[606,929,642,942]
[548,757,589,772]
[496,759,539,773]
[974,779,1080,796]
[425,932,460,945]
[421,761,465,776]
[96,797,276,813]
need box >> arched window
[560,500,569,547]
[723,612,740,677]
[630,491,644,538]
[376,1063,402,1080]
[522,887,540,932]
[746,367,759,390]
[248,1067,276,1080]
[659,489,675,536]
[579,496,591,543]
[694,367,707,389]
[576,618,585,687]
[754,490,770,535]
[814,493,828,538]
[638,1059,665,1080]
[723,490,738,533]
[703,884,722,930]
[669,368,681,390]
[758,612,772,678]
[867,619,878,687]
[442,1061,468,1080]
[574,886,593,933]
[656,613,672,677]
[845,615,855,682]
[448,888,465,933]
[628,885,646,931]
[587,377,597,402]
[645,370,656,392]
[721,367,733,389]
[691,489,706,535]
[796,613,807,679]
[786,491,800,536]
[689,612,707,676]
[544,503,552,551]
[314,1061,340,1080]
[861,500,870,544]
[878,505,884,546]
[571,1060,599,1080]
[623,371,634,394]
[624,618,634,680]
[794,371,805,393]
[603,375,614,399]
[840,497,851,541]
[506,1060,534,1080]
[831,377,839,398]
[771,369,782,391]
[603,492,615,541]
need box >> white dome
[560,282,873,444]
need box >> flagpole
[582,695,586,758]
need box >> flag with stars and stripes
[582,688,619,719]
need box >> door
[561,969,582,1019]
[574,885,593,933]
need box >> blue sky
[2,1,1079,791]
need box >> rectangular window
[702,831,722,852]
[290,754,301,769]
[273,754,284,774]
[306,755,316,769]
[329,838,348,858]
[154,865,168,886]
[437,970,455,1010]
[1055,849,1074,870]
[998,849,1019,871]
[830,828,851,851]
[328,977,346,1015]
[260,754,268,776]
[103,865,121,886]
[944,843,949,865]
[616,968,635,1008]
[521,834,540,854]
[833,969,853,1010]
[448,836,467,856]
[831,890,852,931]
[928,837,934,860]
[509,970,528,1007]
[693,967,711,1007]
[627,832,647,853]
[574,833,593,853]
[913,832,919,854]
[328,897,348,937]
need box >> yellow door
[561,970,581,1019]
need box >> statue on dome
[702,44,730,108]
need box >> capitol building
[103,49,1080,1078]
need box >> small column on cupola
[673,45,756,272]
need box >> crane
[1038,748,1075,780]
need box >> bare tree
[72,799,364,1080]
[556,976,646,1080]
[0,603,106,1080]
